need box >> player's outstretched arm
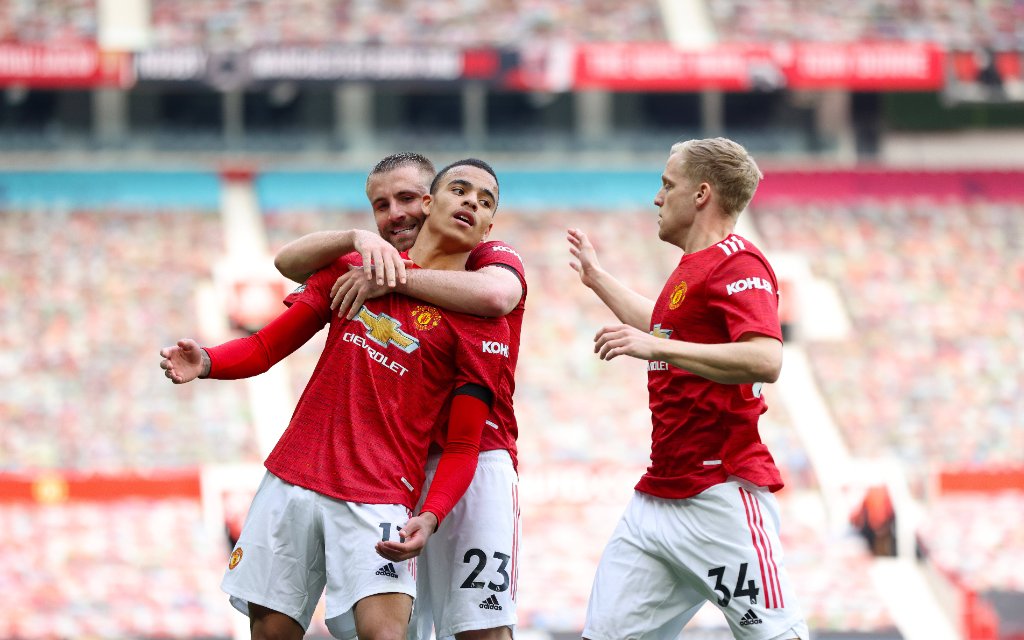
[332,264,522,320]
[568,228,655,330]
[275,229,406,286]
[159,303,325,383]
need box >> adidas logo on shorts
[739,609,763,626]
[375,563,399,578]
[478,595,502,611]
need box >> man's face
[654,152,698,245]
[366,165,431,252]
[422,165,497,252]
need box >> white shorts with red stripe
[409,450,520,640]
[583,479,807,640]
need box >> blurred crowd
[0,0,664,48]
[151,0,666,48]
[754,198,1024,483]
[0,0,95,44]
[0,499,231,638]
[0,207,260,472]
[6,0,1024,49]
[708,0,1024,47]
[917,491,1024,592]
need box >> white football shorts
[221,471,416,636]
[584,478,807,640]
[409,450,520,640]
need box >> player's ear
[695,182,711,208]
[422,193,433,217]
[481,222,493,241]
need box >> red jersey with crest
[638,233,784,500]
[463,240,527,469]
[269,254,511,510]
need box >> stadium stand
[0,0,96,44]
[0,206,260,471]
[919,491,1024,593]
[752,197,1024,485]
[707,0,1024,46]
[150,0,666,48]
[0,498,231,638]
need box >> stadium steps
[871,559,959,640]
[217,174,296,458]
[660,0,716,48]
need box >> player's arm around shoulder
[275,229,402,285]
[275,229,355,283]
[399,245,525,317]
[331,242,525,320]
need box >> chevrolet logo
[355,307,420,353]
[651,324,673,339]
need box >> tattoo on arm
[199,349,212,378]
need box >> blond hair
[670,138,763,216]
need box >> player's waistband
[425,448,512,472]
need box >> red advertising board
[0,44,133,88]
[0,470,201,503]
[785,42,945,90]
[573,43,764,90]
[563,42,945,91]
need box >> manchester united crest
[228,547,243,570]
[669,281,687,310]
[411,305,442,331]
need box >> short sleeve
[467,241,527,296]
[706,252,783,343]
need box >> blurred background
[1,1,1023,639]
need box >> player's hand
[352,229,407,287]
[375,512,437,562]
[594,324,661,362]
[331,268,392,320]
[567,228,604,288]
[159,339,207,384]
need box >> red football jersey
[638,234,784,500]
[465,240,527,469]
[268,254,511,510]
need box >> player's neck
[681,215,736,255]
[408,238,471,271]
